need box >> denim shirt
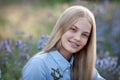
[22,50,105,80]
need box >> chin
[67,49,79,54]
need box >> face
[59,18,91,55]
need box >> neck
[58,48,72,61]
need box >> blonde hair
[43,5,96,80]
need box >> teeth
[70,41,79,48]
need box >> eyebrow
[72,25,90,34]
[72,25,78,29]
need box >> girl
[22,5,105,80]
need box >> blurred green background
[0,0,120,80]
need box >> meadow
[0,1,120,80]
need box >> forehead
[73,18,91,32]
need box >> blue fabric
[22,50,105,80]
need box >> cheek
[82,38,88,46]
[61,33,68,43]
[62,31,72,39]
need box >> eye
[70,27,77,32]
[82,34,89,38]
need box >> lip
[69,40,80,48]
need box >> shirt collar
[49,50,74,71]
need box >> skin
[58,18,91,60]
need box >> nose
[74,33,81,42]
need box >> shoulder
[22,52,49,80]
[23,51,49,70]
[94,68,106,80]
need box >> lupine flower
[15,40,25,52]
[96,50,120,80]
[37,35,49,50]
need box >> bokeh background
[0,0,120,80]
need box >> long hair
[43,6,96,80]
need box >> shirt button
[66,69,69,72]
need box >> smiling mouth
[69,40,80,48]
